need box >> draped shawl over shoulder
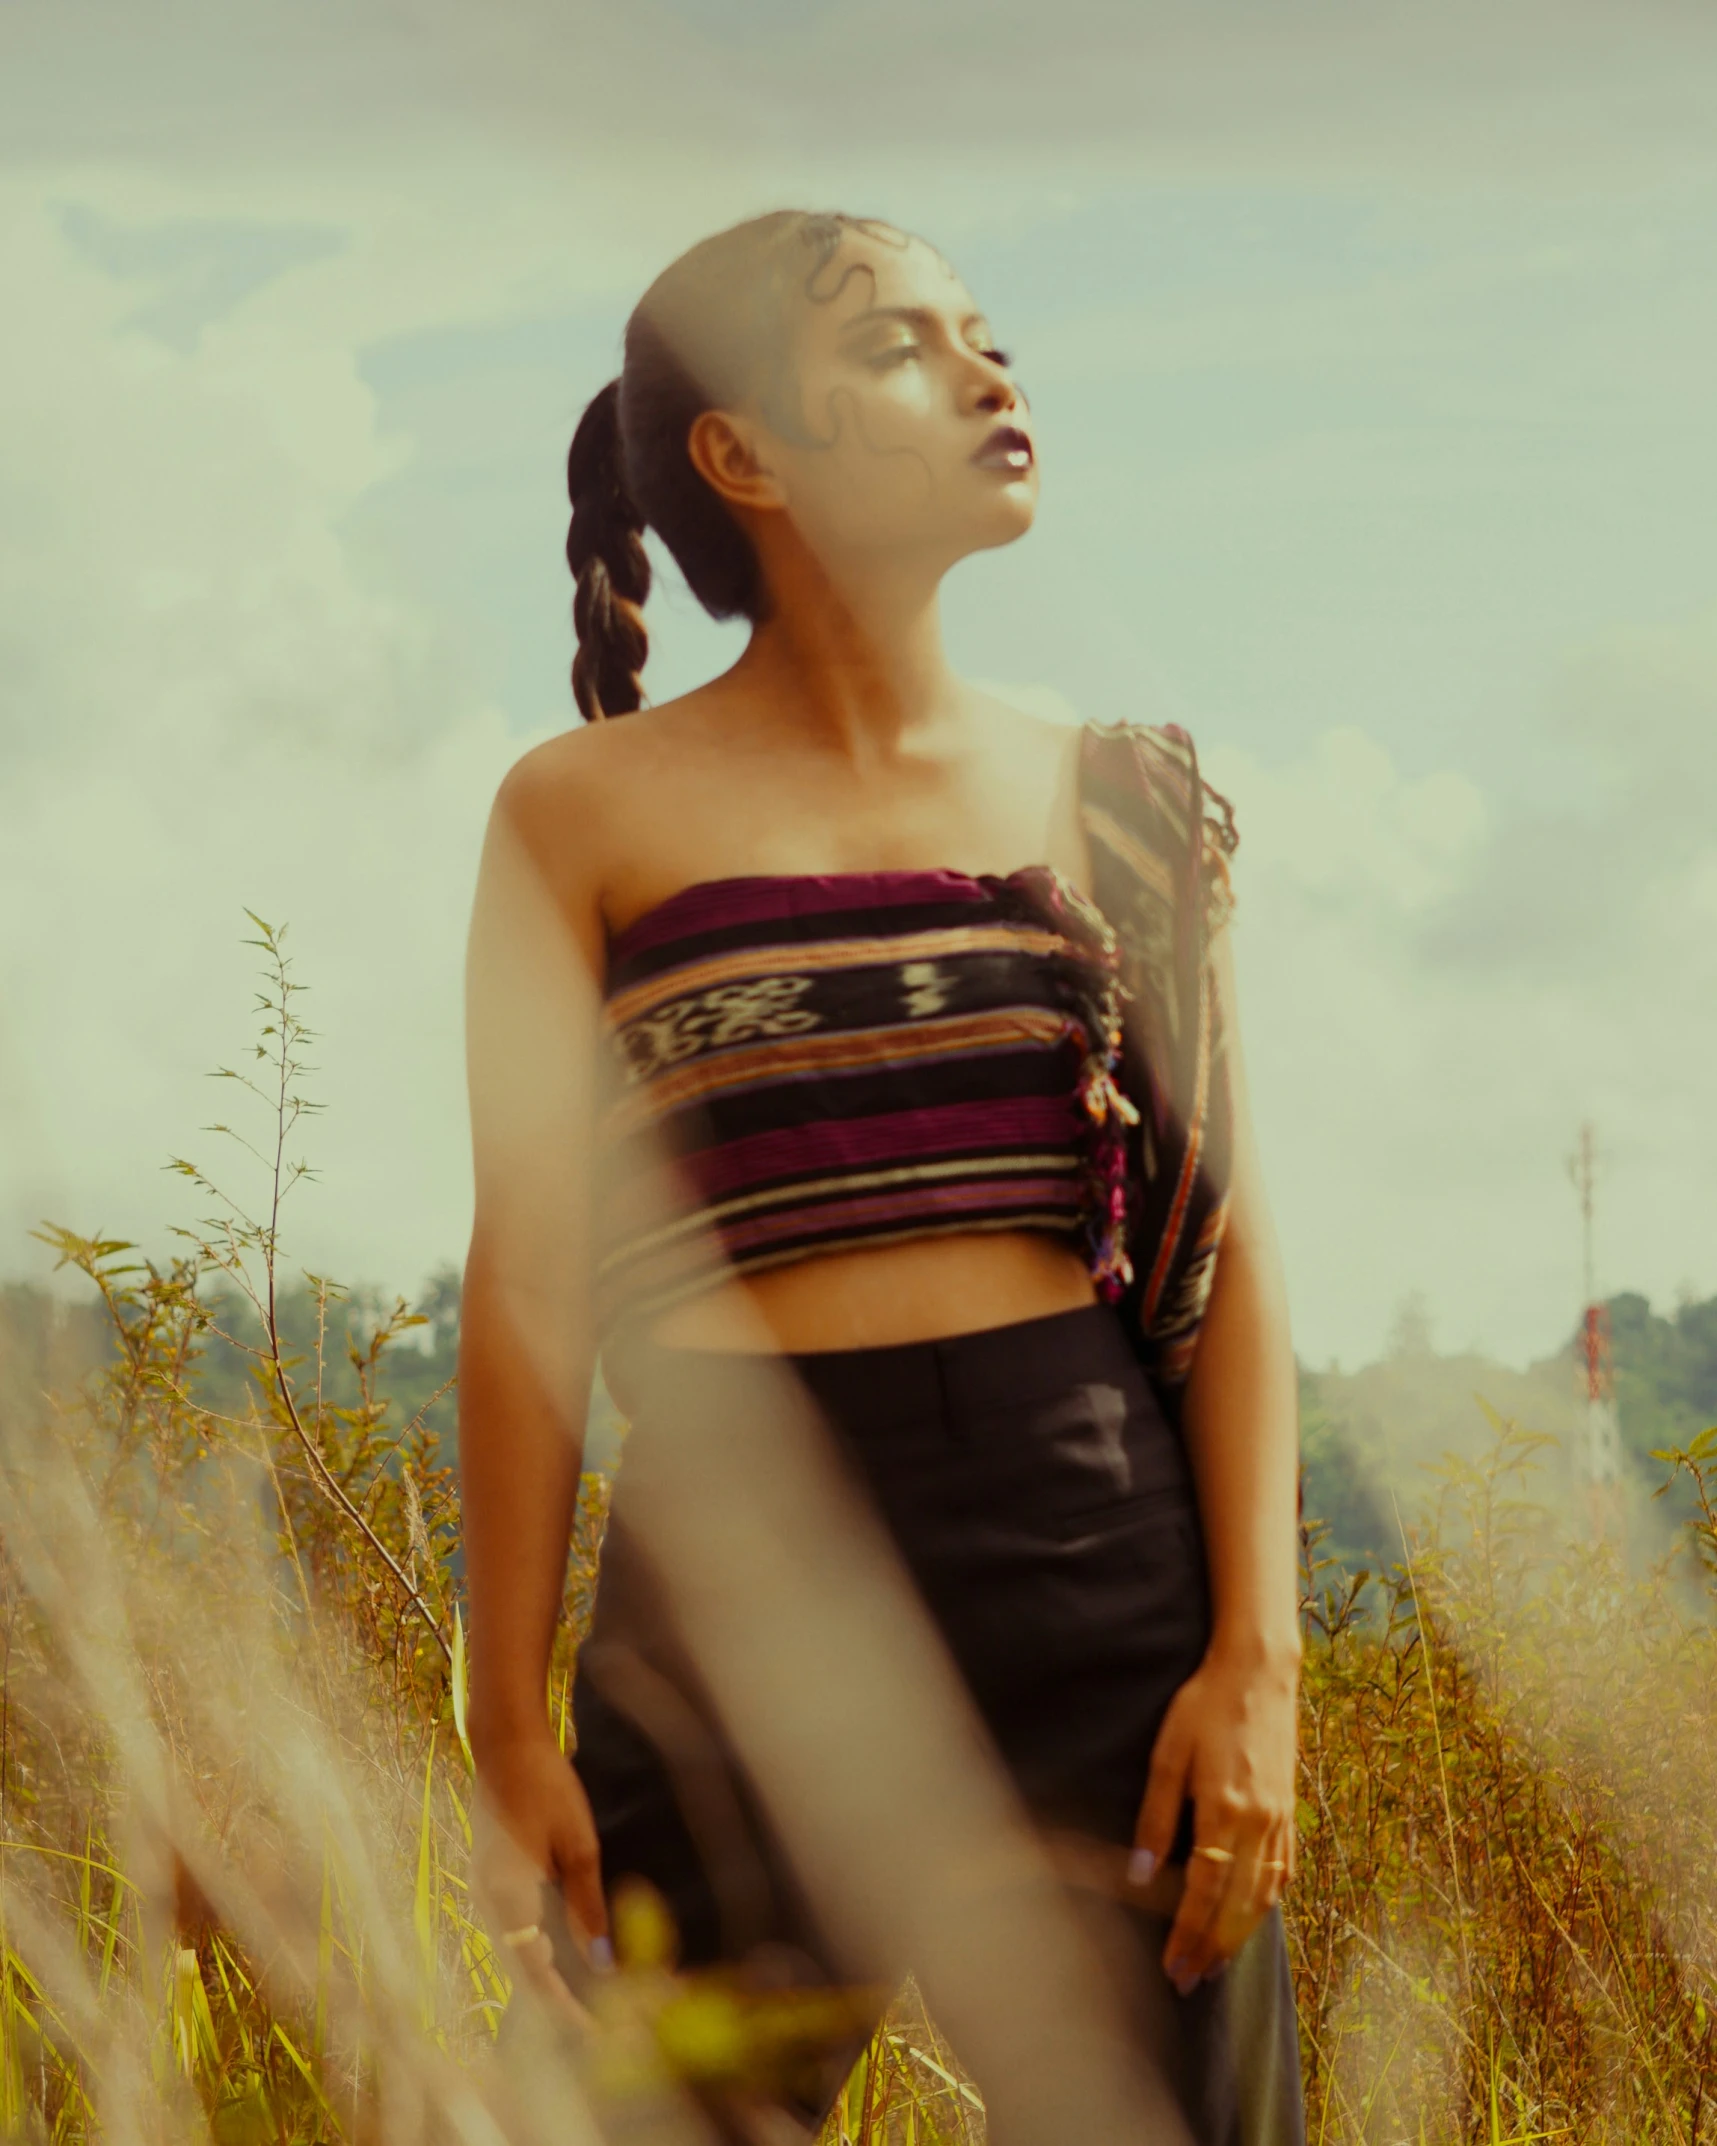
[1077,720,1238,1414]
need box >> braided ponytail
[566,380,650,721]
[565,211,896,720]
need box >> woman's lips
[972,425,1034,472]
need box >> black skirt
[575,1303,1305,2145]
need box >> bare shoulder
[964,687,1090,791]
[489,688,732,907]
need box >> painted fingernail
[1128,1848,1158,1886]
[588,1936,614,1971]
[1173,1969,1199,1998]
[1166,1954,1187,1981]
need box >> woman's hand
[471,1729,611,2025]
[1130,1638,1299,1997]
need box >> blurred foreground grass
[2,929,1715,2143]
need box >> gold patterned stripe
[600,1008,1072,1141]
[603,921,1073,1031]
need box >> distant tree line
[0,1263,461,1462]
[6,1267,1714,1576]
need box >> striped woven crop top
[591,863,1140,1333]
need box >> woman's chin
[968,492,1038,553]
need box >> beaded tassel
[1074,1009,1140,1302]
[998,865,1140,1304]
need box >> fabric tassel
[988,864,1139,1303]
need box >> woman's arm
[1130,927,1302,1993]
[1182,928,1300,1672]
[458,754,613,1979]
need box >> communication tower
[1567,1121,1625,1541]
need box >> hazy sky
[5,0,1716,1368]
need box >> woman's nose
[967,364,1017,417]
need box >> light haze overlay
[4,1,1715,1371]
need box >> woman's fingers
[503,1921,597,2031]
[1131,1694,1195,1881]
[1201,1830,1270,1974]
[476,1862,589,2021]
[1160,1833,1237,1997]
[1176,1818,1293,1989]
[1257,1818,1292,1909]
[551,1807,611,1952]
[471,1773,607,2027]
[470,1789,550,1938]
[479,1870,600,2032]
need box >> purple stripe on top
[607,868,994,965]
[686,1094,1083,1202]
[716,1176,1081,1255]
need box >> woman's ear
[686,410,784,514]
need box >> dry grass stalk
[1290,1421,1717,2141]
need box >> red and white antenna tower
[1567,1121,1624,1540]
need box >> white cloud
[1207,661,1717,1367]
[1211,728,1488,913]
[0,184,531,1296]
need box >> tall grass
[0,924,526,2138]
[0,928,1713,2141]
[1293,1425,1717,2141]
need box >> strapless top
[591,864,1137,1332]
[588,721,1239,1408]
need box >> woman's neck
[730,539,965,766]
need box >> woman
[459,211,1305,2142]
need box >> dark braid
[565,211,900,718]
[565,381,650,722]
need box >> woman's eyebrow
[836,304,938,336]
[835,303,989,341]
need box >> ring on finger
[1190,1844,1236,1866]
[501,1923,543,1949]
[1261,1860,1289,1874]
